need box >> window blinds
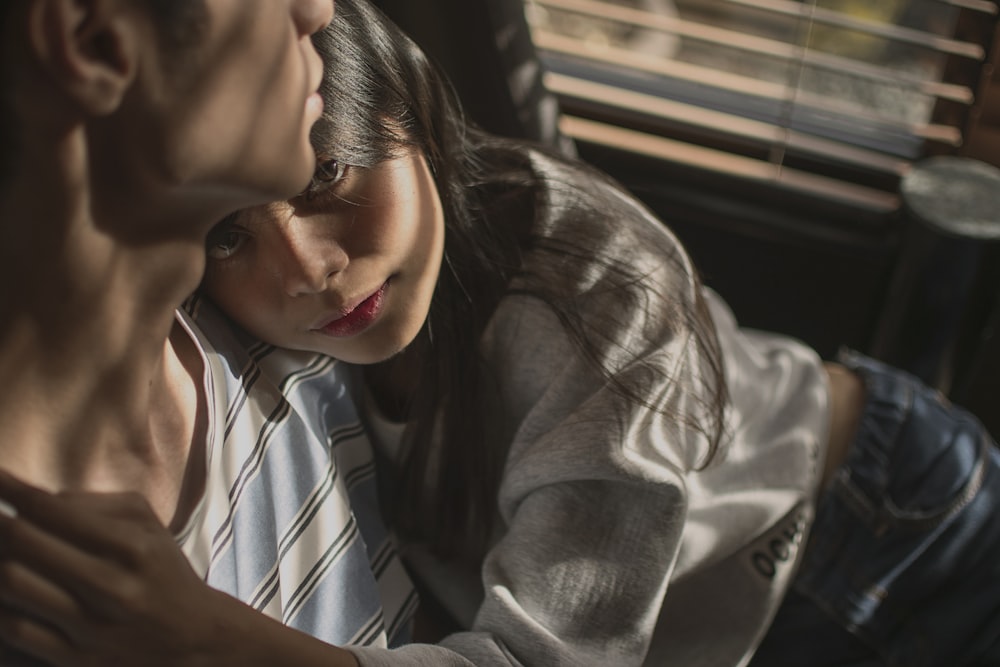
[526,0,997,212]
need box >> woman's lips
[315,282,387,338]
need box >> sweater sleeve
[462,294,700,666]
[350,289,703,667]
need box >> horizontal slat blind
[525,0,997,211]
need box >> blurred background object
[374,0,1000,431]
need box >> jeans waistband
[832,348,988,534]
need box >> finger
[0,559,83,631]
[0,468,33,519]
[0,469,161,558]
[1,643,55,667]
[0,605,74,667]
[0,511,118,614]
[0,494,15,520]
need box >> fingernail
[0,497,15,518]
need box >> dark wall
[372,0,564,147]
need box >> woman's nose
[275,224,348,296]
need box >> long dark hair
[313,0,728,558]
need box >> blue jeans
[750,350,1000,667]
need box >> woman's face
[202,150,446,364]
[128,0,334,207]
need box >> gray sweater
[352,150,830,667]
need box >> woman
[201,1,1000,665]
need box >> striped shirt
[175,295,417,649]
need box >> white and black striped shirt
[176,296,417,649]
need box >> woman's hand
[0,470,237,667]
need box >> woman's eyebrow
[215,211,242,229]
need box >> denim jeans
[750,350,1000,667]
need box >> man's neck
[0,137,211,525]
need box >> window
[525,0,998,217]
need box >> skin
[0,0,330,512]
[822,362,866,488]
[203,150,446,367]
[103,0,333,222]
[0,1,364,665]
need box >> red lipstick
[316,283,387,338]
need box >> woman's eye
[302,158,350,199]
[316,158,347,184]
[206,227,247,260]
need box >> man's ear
[27,0,139,116]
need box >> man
[0,2,414,665]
